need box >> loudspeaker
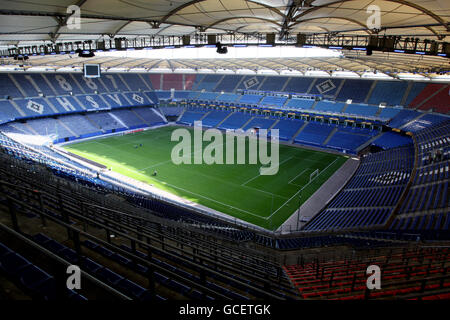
[97,40,106,50]
[380,37,395,51]
[429,41,438,55]
[182,35,191,46]
[368,36,379,48]
[266,33,275,46]
[442,42,450,55]
[296,34,306,47]
[208,35,217,45]
[114,38,123,50]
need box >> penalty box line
[240,156,294,187]
[265,157,340,220]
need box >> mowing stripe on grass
[241,156,294,187]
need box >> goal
[310,169,320,182]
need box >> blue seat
[83,240,99,250]
[167,279,191,294]
[97,246,114,257]
[33,233,52,246]
[0,243,12,257]
[96,268,124,285]
[154,272,169,284]
[19,265,56,300]
[111,253,132,266]
[44,239,66,254]
[0,253,31,275]
[81,257,103,274]
[117,278,147,298]
[60,248,79,263]
[68,289,88,301]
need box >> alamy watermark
[366,265,381,290]
[366,5,381,30]
[66,5,81,30]
[170,121,280,175]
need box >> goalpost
[310,169,320,182]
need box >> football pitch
[63,126,347,230]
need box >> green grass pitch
[63,126,347,230]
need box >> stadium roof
[0,0,449,79]
[2,48,449,80]
[0,0,448,45]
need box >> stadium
[0,0,448,305]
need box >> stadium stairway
[131,109,150,126]
[322,127,338,146]
[290,122,308,144]
[340,102,350,113]
[268,119,280,131]
[57,118,78,137]
[356,131,384,152]
[239,116,255,130]
[398,112,428,131]
[214,111,234,128]
[84,114,105,132]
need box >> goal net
[310,169,320,182]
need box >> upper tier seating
[408,83,449,113]
[162,74,183,90]
[404,82,428,106]
[310,79,343,97]
[0,100,24,121]
[259,77,288,92]
[236,76,265,91]
[283,77,314,94]
[337,79,373,103]
[0,74,24,98]
[214,75,242,92]
[368,81,408,106]
[120,73,152,91]
[194,74,222,91]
